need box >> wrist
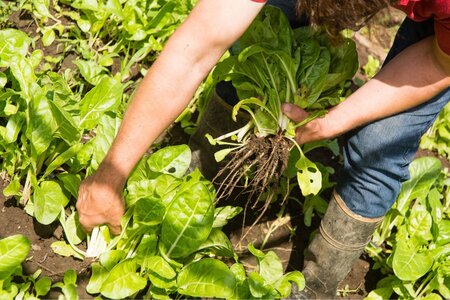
[94,160,129,190]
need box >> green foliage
[363,54,381,78]
[0,27,125,233]
[210,6,358,197]
[421,102,450,160]
[77,145,302,299]
[0,235,77,299]
[366,157,450,299]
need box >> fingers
[281,103,309,123]
[76,177,125,236]
[78,210,122,236]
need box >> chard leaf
[64,211,86,246]
[197,228,235,257]
[100,259,147,299]
[407,205,433,244]
[134,197,165,226]
[248,271,273,298]
[177,258,236,298]
[295,38,320,79]
[213,206,243,228]
[273,271,305,298]
[161,172,214,259]
[154,174,182,200]
[396,157,441,214]
[9,55,37,98]
[135,234,158,260]
[34,276,52,297]
[144,256,177,289]
[0,235,31,280]
[100,250,126,271]
[27,92,57,159]
[61,284,78,300]
[214,147,237,163]
[48,100,81,145]
[79,77,122,130]
[3,179,21,197]
[71,0,99,11]
[323,38,358,92]
[88,114,121,171]
[257,251,284,285]
[5,113,24,144]
[230,263,247,283]
[295,151,322,196]
[437,220,450,246]
[392,238,433,281]
[299,47,331,107]
[33,0,51,18]
[147,144,191,178]
[365,287,394,300]
[57,173,82,199]
[50,241,84,260]
[33,181,69,225]
[86,263,108,295]
[43,143,83,177]
[0,29,31,68]
[105,0,123,17]
[74,59,108,86]
[238,6,293,54]
[126,179,157,206]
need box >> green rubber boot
[188,90,249,180]
[290,191,383,299]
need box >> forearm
[97,52,204,183]
[308,36,450,142]
[94,0,265,185]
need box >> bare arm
[77,0,265,233]
[283,35,450,144]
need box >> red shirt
[395,0,450,54]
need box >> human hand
[281,103,329,144]
[76,172,126,236]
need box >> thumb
[281,103,309,123]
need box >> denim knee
[336,88,450,218]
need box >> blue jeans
[236,1,450,218]
[337,18,450,218]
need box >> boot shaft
[300,191,382,299]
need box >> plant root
[213,133,292,222]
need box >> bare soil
[0,183,91,299]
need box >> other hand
[282,103,330,144]
[76,173,125,235]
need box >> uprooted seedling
[207,6,358,222]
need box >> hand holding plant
[281,103,325,144]
[77,172,126,235]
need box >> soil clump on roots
[214,133,293,215]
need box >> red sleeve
[396,0,450,55]
[250,0,266,2]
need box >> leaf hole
[307,167,317,173]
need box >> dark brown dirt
[0,183,92,299]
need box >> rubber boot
[188,89,249,180]
[290,190,383,299]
